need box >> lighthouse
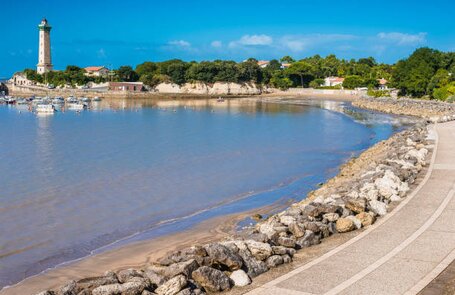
[37,18,53,74]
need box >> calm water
[0,98,412,288]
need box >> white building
[324,76,345,87]
[37,18,53,74]
[9,72,35,86]
[84,66,110,77]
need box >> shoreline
[0,95,447,295]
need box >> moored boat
[36,104,56,114]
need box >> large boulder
[117,269,144,283]
[237,249,268,277]
[155,275,187,295]
[369,200,388,216]
[266,255,284,268]
[158,246,207,266]
[288,222,305,238]
[74,272,119,292]
[229,270,251,287]
[191,266,231,293]
[245,240,272,261]
[356,212,376,227]
[92,278,148,295]
[344,198,366,214]
[277,236,296,248]
[336,218,356,233]
[204,243,243,270]
[295,230,320,248]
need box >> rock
[288,222,305,238]
[117,269,144,283]
[356,212,376,227]
[295,230,320,248]
[143,269,166,287]
[281,254,292,264]
[191,266,231,293]
[158,246,207,266]
[229,270,251,287]
[336,218,356,233]
[266,255,284,268]
[142,291,156,295]
[237,249,268,277]
[323,213,339,222]
[92,280,147,295]
[369,200,388,216]
[271,246,287,255]
[304,222,321,233]
[390,194,402,202]
[245,240,272,261]
[166,259,200,279]
[35,292,55,295]
[76,272,119,291]
[346,216,362,229]
[279,215,296,226]
[344,198,366,214]
[258,223,278,239]
[155,275,187,295]
[58,280,77,295]
[204,243,242,270]
[277,236,296,248]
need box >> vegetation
[19,47,454,101]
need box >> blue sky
[2,0,454,77]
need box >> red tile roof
[85,66,106,72]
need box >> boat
[16,98,28,105]
[52,97,64,104]
[36,104,55,114]
[6,97,16,104]
[92,96,102,102]
[67,103,86,111]
[66,96,78,103]
[217,97,225,102]
[80,97,91,102]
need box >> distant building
[108,82,144,92]
[378,78,389,90]
[324,76,345,87]
[281,63,291,69]
[257,60,270,68]
[84,66,109,77]
[10,72,36,86]
[37,18,53,74]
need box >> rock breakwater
[33,125,432,295]
[353,97,455,122]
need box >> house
[281,63,291,69]
[9,72,35,86]
[257,60,270,68]
[324,76,345,87]
[84,66,109,77]
[108,82,144,92]
[378,78,389,90]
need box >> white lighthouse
[37,18,53,74]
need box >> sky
[2,0,454,78]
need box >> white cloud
[377,32,427,45]
[280,34,357,52]
[229,34,273,48]
[211,40,222,48]
[168,40,191,47]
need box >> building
[324,76,345,87]
[9,72,35,86]
[84,66,109,77]
[108,82,144,92]
[257,60,270,68]
[281,63,291,69]
[378,78,389,90]
[37,18,53,74]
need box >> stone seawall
[31,124,433,295]
[353,97,455,123]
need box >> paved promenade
[247,121,455,295]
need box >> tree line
[20,47,455,101]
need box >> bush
[367,89,391,98]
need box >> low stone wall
[353,97,455,123]
[34,124,431,295]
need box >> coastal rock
[92,278,147,295]
[258,223,278,239]
[288,222,306,238]
[346,216,362,229]
[356,212,376,227]
[266,255,284,268]
[158,246,207,266]
[237,249,268,277]
[191,266,231,292]
[271,246,287,255]
[204,243,243,270]
[229,270,251,287]
[296,230,320,248]
[165,259,200,278]
[336,218,356,233]
[282,254,292,264]
[304,222,321,233]
[155,275,187,295]
[144,269,166,287]
[277,236,296,248]
[369,200,388,216]
[323,213,339,222]
[279,215,296,226]
[117,269,144,283]
[345,198,366,214]
[245,240,272,261]
[75,272,119,291]
[35,292,55,295]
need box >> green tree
[342,75,365,89]
[286,61,315,87]
[270,71,292,90]
[135,62,158,77]
[280,56,295,64]
[237,61,262,83]
[116,66,139,82]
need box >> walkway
[246,121,455,295]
